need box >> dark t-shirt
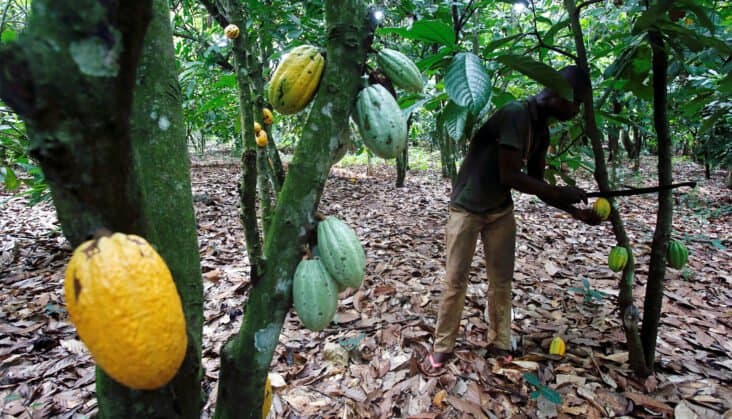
[450,98,548,213]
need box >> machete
[586,181,697,198]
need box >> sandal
[419,352,449,376]
[485,346,518,363]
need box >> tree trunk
[213,1,373,417]
[396,117,411,187]
[396,143,408,187]
[564,0,650,377]
[220,2,265,279]
[640,29,673,374]
[0,0,205,416]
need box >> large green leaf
[495,54,573,101]
[483,33,525,54]
[445,52,491,114]
[378,20,456,48]
[660,22,732,55]
[442,101,469,141]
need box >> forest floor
[1,154,730,418]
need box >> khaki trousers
[433,205,516,353]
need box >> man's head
[536,65,591,121]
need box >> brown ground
[1,156,730,418]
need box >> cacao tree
[0,0,205,416]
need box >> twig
[577,0,605,13]
[528,0,578,61]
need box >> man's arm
[499,145,599,225]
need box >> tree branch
[577,0,604,13]
[528,0,578,61]
[198,0,229,27]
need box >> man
[426,65,601,370]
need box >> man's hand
[556,185,588,206]
[572,208,603,225]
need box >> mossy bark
[564,0,650,377]
[0,0,204,416]
[212,1,373,417]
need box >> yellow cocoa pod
[262,108,274,125]
[224,24,240,39]
[267,45,325,114]
[254,121,262,134]
[256,130,268,147]
[64,232,187,390]
[262,375,272,418]
[593,198,611,220]
[549,336,566,356]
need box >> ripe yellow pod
[254,121,262,134]
[593,198,611,220]
[262,108,274,125]
[224,24,240,39]
[256,130,268,147]
[64,232,187,389]
[267,45,325,114]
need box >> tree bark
[564,0,650,377]
[0,0,204,416]
[640,29,673,374]
[213,1,373,417]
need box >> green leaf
[483,33,526,54]
[442,101,469,141]
[544,19,570,43]
[659,23,732,55]
[378,20,456,48]
[678,0,716,33]
[214,74,237,89]
[524,372,541,386]
[495,54,573,101]
[541,387,563,405]
[2,167,20,190]
[530,390,541,400]
[699,108,726,135]
[1,30,17,43]
[632,0,676,34]
[445,52,492,114]
[416,47,453,72]
[720,72,732,94]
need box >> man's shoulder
[497,100,528,116]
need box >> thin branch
[577,0,604,13]
[528,0,578,61]
[197,0,228,27]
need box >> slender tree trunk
[564,0,649,376]
[0,0,204,415]
[396,117,411,187]
[396,144,408,187]
[213,2,373,417]
[640,29,673,374]
[216,1,265,280]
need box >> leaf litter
[0,156,730,418]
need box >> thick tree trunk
[640,30,673,374]
[564,0,650,377]
[213,1,373,417]
[0,0,204,416]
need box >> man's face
[549,93,581,121]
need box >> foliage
[568,278,608,305]
[524,372,562,405]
